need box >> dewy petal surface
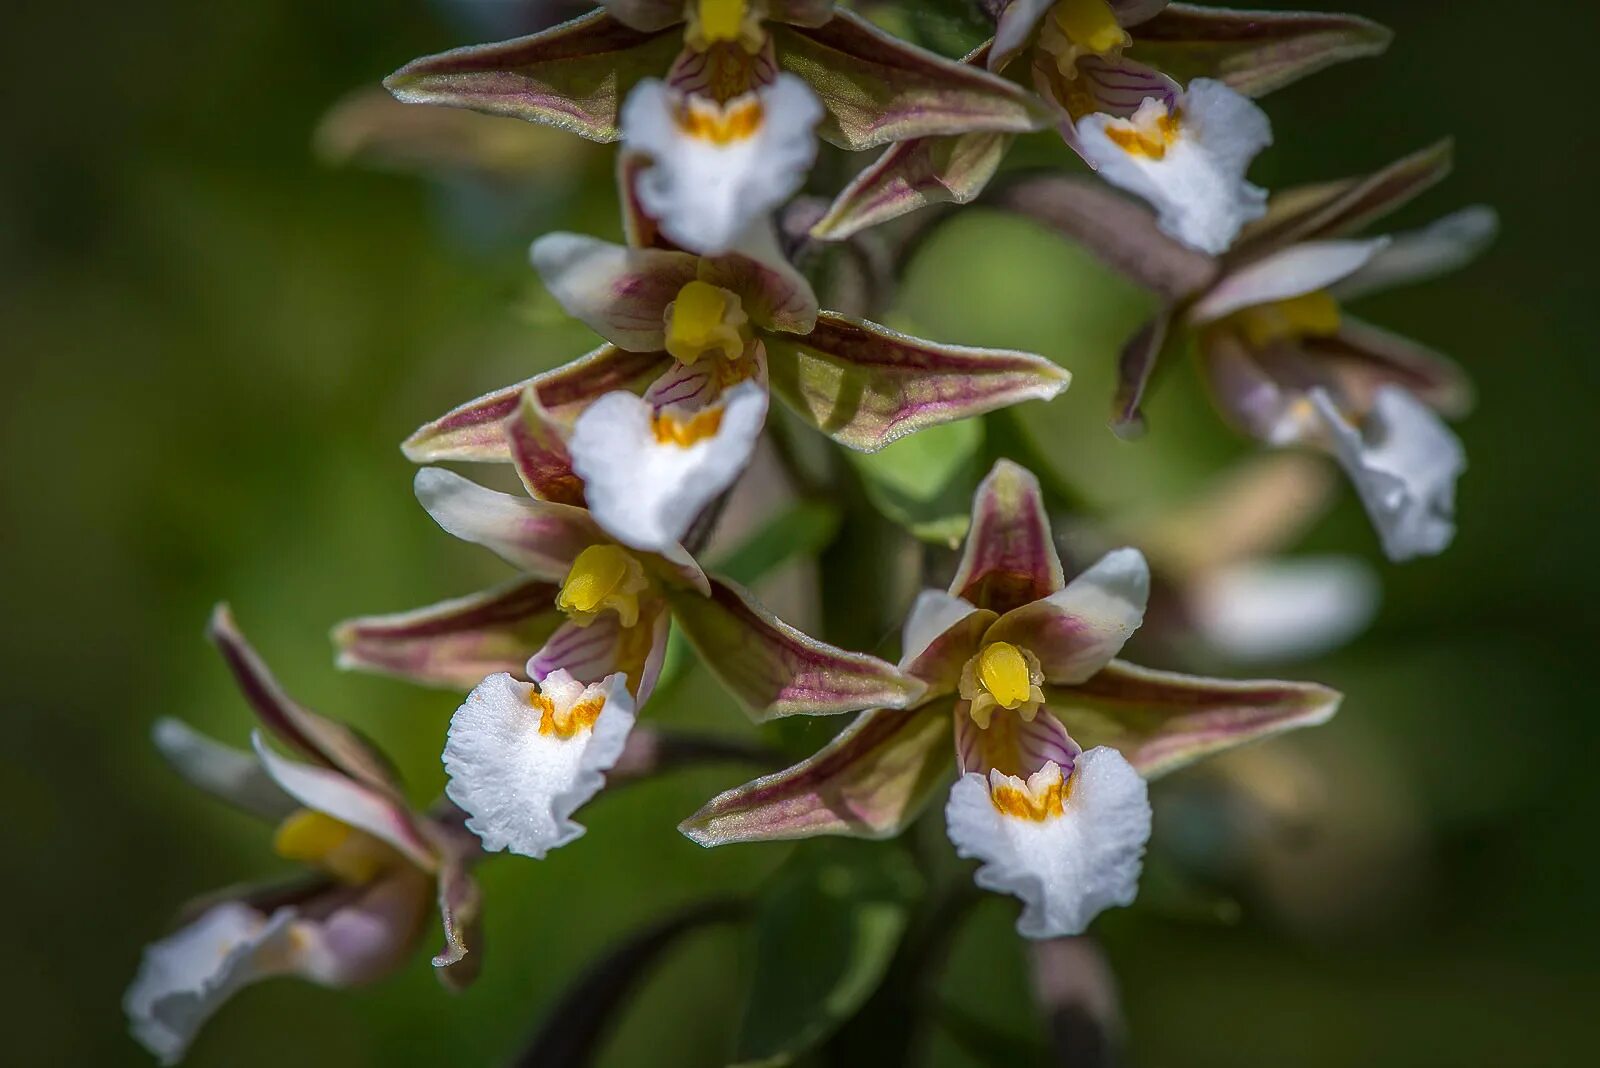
[681,702,954,845]
[765,314,1069,452]
[414,467,603,581]
[945,749,1150,938]
[666,576,925,720]
[530,232,699,351]
[333,578,564,691]
[984,548,1150,685]
[1050,659,1341,778]
[443,671,636,858]
[949,460,1066,614]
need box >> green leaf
[848,417,983,547]
[733,841,924,1067]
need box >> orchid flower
[815,0,1389,252]
[680,460,1340,937]
[335,466,924,859]
[126,608,484,1064]
[394,218,1067,557]
[385,1,1047,254]
[1003,141,1495,561]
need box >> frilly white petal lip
[945,747,1151,938]
[1191,556,1381,662]
[622,74,824,255]
[569,380,769,556]
[125,903,299,1065]
[1077,79,1271,255]
[443,670,636,859]
[1311,386,1466,562]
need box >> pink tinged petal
[765,313,1070,452]
[403,344,673,464]
[1230,139,1453,260]
[995,175,1219,301]
[945,748,1150,939]
[699,233,820,334]
[297,872,434,987]
[954,703,1081,779]
[1129,3,1391,97]
[1071,54,1180,118]
[900,590,998,694]
[1195,328,1310,445]
[529,603,670,706]
[666,577,926,720]
[208,605,406,799]
[1190,238,1387,324]
[1110,310,1173,439]
[949,460,1066,615]
[618,149,669,250]
[333,578,563,691]
[1050,659,1341,778]
[151,719,297,823]
[432,856,485,991]
[414,467,601,581]
[987,548,1150,685]
[679,703,954,845]
[383,11,684,142]
[602,0,686,32]
[1302,314,1474,419]
[508,386,585,504]
[811,130,1012,241]
[772,11,1048,151]
[1330,206,1499,303]
[251,733,438,871]
[530,232,700,351]
[125,903,300,1065]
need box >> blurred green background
[4,1,1596,1064]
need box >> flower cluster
[129,1,1492,1061]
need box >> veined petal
[621,75,823,255]
[949,460,1066,615]
[251,734,438,871]
[208,605,405,799]
[1311,386,1465,563]
[333,578,563,691]
[529,602,672,706]
[1330,206,1498,302]
[443,671,636,858]
[766,313,1069,452]
[954,703,1081,779]
[945,749,1150,938]
[900,589,997,693]
[415,467,602,580]
[384,11,684,142]
[986,548,1150,685]
[403,345,672,464]
[698,229,820,333]
[530,232,699,351]
[1062,53,1181,119]
[126,903,299,1066]
[508,386,585,504]
[1130,4,1391,98]
[995,175,1219,300]
[569,381,768,556]
[151,718,296,823]
[1051,659,1341,777]
[1190,555,1379,662]
[773,11,1048,150]
[666,576,926,720]
[1190,238,1387,324]
[811,130,1012,241]
[1077,79,1270,255]
[1196,327,1306,444]
[680,703,953,845]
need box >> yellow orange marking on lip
[989,766,1070,822]
[653,407,726,447]
[532,688,607,739]
[1105,110,1182,160]
[676,94,764,145]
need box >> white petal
[151,718,296,822]
[1190,238,1389,324]
[125,904,298,1065]
[1330,206,1499,302]
[1190,556,1380,662]
[621,74,823,255]
[1078,79,1270,255]
[946,748,1151,938]
[900,589,980,667]
[569,380,768,555]
[443,670,637,859]
[528,232,696,351]
[1312,387,1466,562]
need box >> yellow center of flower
[529,687,607,740]
[696,0,748,44]
[653,406,726,447]
[977,641,1034,710]
[1233,290,1344,348]
[558,544,647,627]
[1105,108,1182,160]
[1050,0,1129,57]
[665,280,748,364]
[989,765,1070,822]
[273,809,391,884]
[677,93,765,144]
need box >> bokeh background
[4,1,1596,1064]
